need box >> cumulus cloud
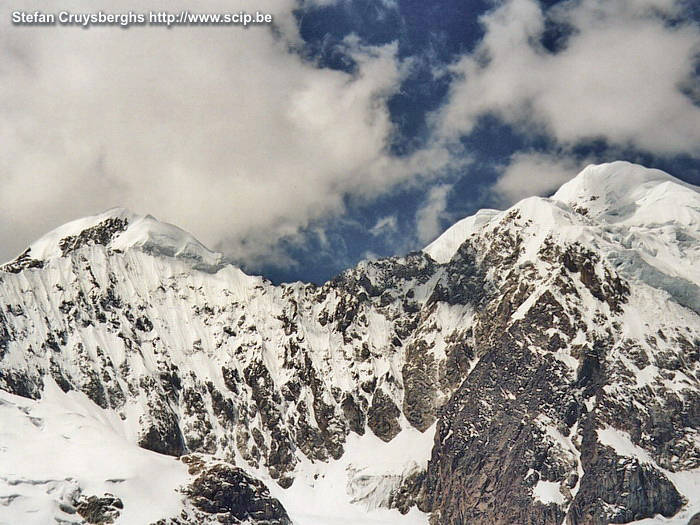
[492,152,584,205]
[415,183,452,244]
[0,0,450,267]
[435,0,700,155]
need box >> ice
[266,425,435,525]
[423,208,499,263]
[551,161,700,223]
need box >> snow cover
[424,161,700,313]
[0,378,434,525]
[0,208,440,523]
[423,208,499,263]
[0,380,189,525]
[266,425,435,525]
[13,207,225,272]
[532,480,564,506]
[551,162,700,222]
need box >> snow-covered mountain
[1,161,699,524]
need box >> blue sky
[258,0,700,283]
[1,0,700,284]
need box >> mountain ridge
[1,161,699,524]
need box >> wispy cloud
[369,215,398,237]
[415,183,452,245]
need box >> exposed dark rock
[568,429,684,524]
[341,393,366,435]
[222,366,241,394]
[422,339,572,525]
[427,242,486,306]
[1,248,45,274]
[138,399,187,457]
[440,336,473,391]
[206,381,238,424]
[76,494,123,524]
[403,339,438,432]
[58,217,129,256]
[0,311,11,358]
[562,243,629,312]
[367,389,401,442]
[391,469,431,514]
[183,460,291,524]
[0,368,42,399]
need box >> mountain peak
[2,208,225,274]
[2,163,700,524]
[552,161,700,225]
[424,161,700,265]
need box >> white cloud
[492,152,583,205]
[435,0,700,155]
[370,215,398,236]
[0,0,450,267]
[415,183,452,244]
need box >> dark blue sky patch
[459,115,549,160]
[539,15,576,54]
[395,0,490,60]
[258,181,447,284]
[387,62,452,156]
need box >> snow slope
[0,381,189,525]
[0,161,699,524]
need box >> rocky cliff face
[1,162,699,524]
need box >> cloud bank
[437,0,700,154]
[0,0,450,267]
[492,152,584,205]
[415,183,452,244]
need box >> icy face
[1,162,700,525]
[2,208,225,274]
[423,208,499,264]
[553,161,700,313]
[0,236,449,523]
[552,161,700,224]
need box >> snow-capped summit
[552,161,700,227]
[3,207,225,273]
[110,211,225,272]
[423,162,700,287]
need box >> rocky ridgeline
[1,162,699,524]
